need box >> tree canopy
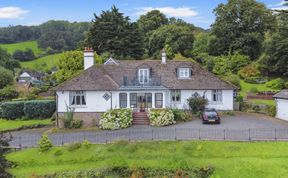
[209,0,274,59]
[137,10,168,34]
[87,6,144,59]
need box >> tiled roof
[274,90,288,99]
[54,60,236,91]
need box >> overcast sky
[0,0,287,29]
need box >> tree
[137,10,168,34]
[54,51,84,83]
[187,93,208,115]
[192,32,211,56]
[87,6,144,59]
[12,48,35,61]
[209,0,274,59]
[148,24,194,57]
[0,133,11,178]
[0,47,20,72]
[0,66,14,89]
[262,12,288,75]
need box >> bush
[285,82,288,89]
[0,101,25,119]
[171,108,191,122]
[187,93,208,115]
[0,67,13,89]
[0,85,19,101]
[250,87,258,94]
[61,106,82,129]
[238,63,260,81]
[266,105,276,117]
[266,78,285,90]
[23,100,56,119]
[99,109,132,130]
[148,109,175,126]
[67,142,82,151]
[82,139,91,148]
[38,134,53,152]
[223,74,240,88]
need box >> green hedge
[1,101,25,120]
[0,100,55,120]
[24,100,56,119]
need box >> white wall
[276,99,288,121]
[57,89,234,113]
[57,91,119,112]
[166,90,234,111]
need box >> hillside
[20,53,61,71]
[0,41,43,55]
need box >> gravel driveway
[7,112,288,147]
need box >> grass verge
[6,141,288,177]
[0,119,52,132]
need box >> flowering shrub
[148,109,175,126]
[99,109,132,130]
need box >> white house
[18,70,45,83]
[274,90,288,121]
[54,48,236,126]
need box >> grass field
[0,41,43,55]
[0,119,51,131]
[239,79,274,97]
[20,53,61,71]
[6,141,288,177]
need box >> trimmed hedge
[1,101,25,120]
[0,100,55,120]
[24,100,56,119]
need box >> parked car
[201,108,221,124]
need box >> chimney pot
[161,49,166,64]
[84,47,94,70]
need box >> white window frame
[119,93,128,108]
[70,91,86,106]
[171,90,181,102]
[138,68,149,84]
[212,90,222,103]
[179,68,190,78]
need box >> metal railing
[8,128,288,149]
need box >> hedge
[0,100,55,120]
[0,101,25,120]
[24,100,56,119]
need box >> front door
[137,93,152,111]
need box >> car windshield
[205,111,217,116]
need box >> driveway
[7,112,288,147]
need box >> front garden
[6,140,288,177]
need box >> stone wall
[57,112,103,128]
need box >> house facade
[274,90,288,121]
[55,48,236,126]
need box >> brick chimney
[161,49,166,64]
[84,47,94,70]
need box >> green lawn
[20,53,61,71]
[239,79,274,97]
[0,119,51,131]
[0,41,43,55]
[6,141,288,177]
[247,99,275,106]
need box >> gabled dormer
[104,57,118,65]
[176,67,192,79]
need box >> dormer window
[178,68,191,79]
[139,68,149,84]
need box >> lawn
[0,119,51,132]
[0,41,43,55]
[20,53,61,71]
[6,141,288,177]
[247,99,275,106]
[239,79,274,97]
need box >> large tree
[261,11,288,75]
[87,6,144,59]
[137,10,168,34]
[148,24,194,57]
[0,47,20,72]
[209,0,274,59]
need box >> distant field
[0,41,43,55]
[20,53,61,71]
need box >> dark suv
[201,108,220,124]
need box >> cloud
[0,6,28,19]
[268,0,288,10]
[136,7,198,17]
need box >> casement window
[212,90,222,103]
[171,90,181,102]
[130,93,137,108]
[119,93,127,108]
[70,91,86,106]
[155,93,163,108]
[178,68,191,79]
[138,69,149,84]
